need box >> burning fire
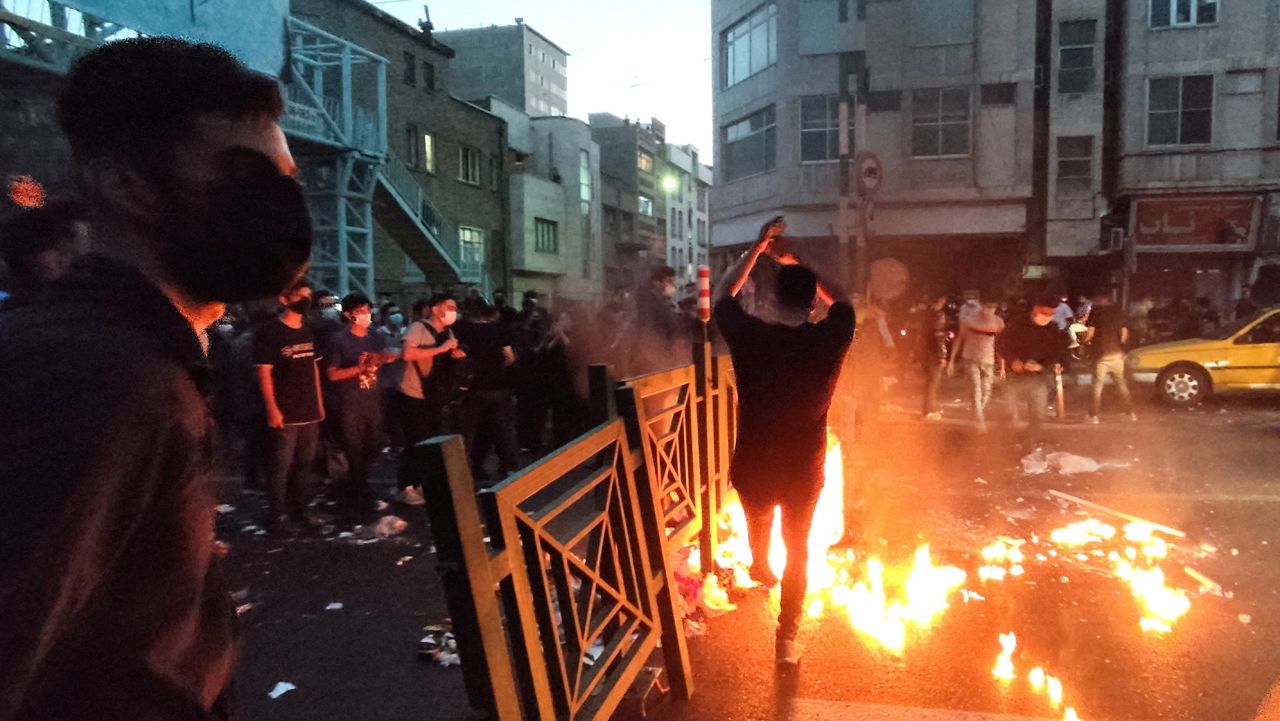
[711,433,967,655]
[1047,519,1191,634]
[992,632,1016,681]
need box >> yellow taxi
[1128,306,1280,405]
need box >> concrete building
[292,0,510,301]
[1107,0,1280,309]
[481,96,604,306]
[711,0,1042,296]
[591,112,669,292]
[435,20,569,117]
[663,143,713,289]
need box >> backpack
[416,322,468,405]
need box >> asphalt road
[218,379,1280,721]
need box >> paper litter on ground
[268,681,296,699]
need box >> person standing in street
[255,279,327,534]
[949,297,1005,433]
[1235,285,1260,320]
[919,294,949,421]
[714,216,855,667]
[396,293,466,506]
[455,299,520,482]
[997,297,1070,437]
[634,264,686,374]
[0,37,312,719]
[327,292,398,513]
[1084,294,1137,424]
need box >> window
[677,210,685,238]
[697,186,707,212]
[488,155,499,190]
[910,0,973,46]
[1148,75,1213,145]
[670,208,677,236]
[1150,0,1217,27]
[867,90,901,112]
[800,95,853,162]
[911,87,971,157]
[1056,136,1093,194]
[458,146,482,184]
[459,227,484,277]
[399,51,414,85]
[423,62,436,91]
[637,151,654,172]
[579,149,592,216]
[1058,20,1096,94]
[422,132,435,173]
[638,194,654,217]
[724,3,777,88]
[534,218,559,253]
[722,104,776,181]
[406,124,420,167]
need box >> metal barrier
[418,340,737,720]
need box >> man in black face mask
[0,38,311,719]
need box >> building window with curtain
[579,149,592,216]
[534,218,558,254]
[458,146,482,185]
[422,132,435,174]
[800,95,852,162]
[637,151,654,173]
[723,3,777,88]
[1056,136,1093,194]
[403,52,416,86]
[911,87,971,157]
[406,124,420,167]
[459,227,484,277]
[638,194,654,217]
[1150,0,1217,28]
[1147,75,1213,146]
[1058,20,1096,94]
[722,104,776,181]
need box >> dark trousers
[921,361,944,415]
[461,389,520,477]
[740,491,820,641]
[265,422,320,519]
[336,403,382,506]
[516,385,550,454]
[395,391,444,489]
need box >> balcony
[0,1,137,74]
[280,16,386,158]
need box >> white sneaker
[397,486,426,506]
[1086,415,1100,425]
[1127,412,1139,422]
[924,411,944,422]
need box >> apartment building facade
[710,0,1040,296]
[1109,0,1280,307]
[435,21,569,117]
[592,113,670,292]
[663,143,713,289]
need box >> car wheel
[1156,365,1210,406]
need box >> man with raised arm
[713,216,856,667]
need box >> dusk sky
[379,0,716,163]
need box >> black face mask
[154,148,313,303]
[286,297,311,314]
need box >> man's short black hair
[59,38,283,167]
[650,265,676,285]
[284,277,311,295]
[428,292,455,309]
[1032,294,1059,311]
[341,292,371,313]
[380,301,399,317]
[776,265,818,310]
[0,200,87,276]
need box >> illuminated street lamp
[661,175,679,194]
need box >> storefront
[1125,194,1260,312]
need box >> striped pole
[697,266,712,323]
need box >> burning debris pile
[675,431,1236,721]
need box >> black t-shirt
[1087,305,1127,357]
[253,319,323,424]
[997,318,1069,375]
[715,297,856,500]
[328,328,386,415]
[456,320,513,391]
